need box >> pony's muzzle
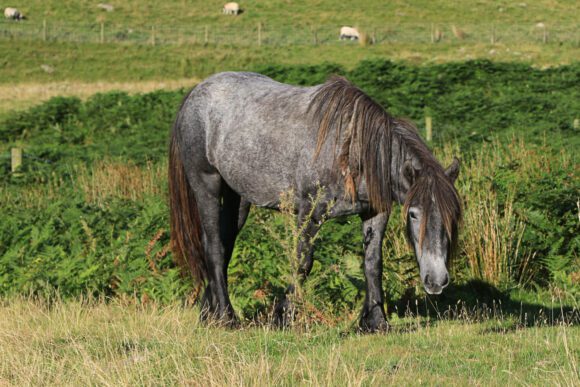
[422,272,449,295]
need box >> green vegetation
[1,0,578,91]
[1,61,578,319]
[1,1,578,383]
[2,0,577,121]
[1,0,579,379]
[3,38,578,89]
[10,0,580,29]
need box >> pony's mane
[309,76,461,250]
[309,76,394,213]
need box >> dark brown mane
[309,76,461,251]
[309,76,395,213]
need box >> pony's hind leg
[221,189,250,280]
[192,173,240,326]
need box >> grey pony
[169,72,462,332]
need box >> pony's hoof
[200,308,239,328]
[272,298,294,329]
[359,306,389,333]
[359,318,390,333]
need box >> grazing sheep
[97,3,114,12]
[223,2,240,15]
[40,64,55,74]
[339,26,359,40]
[451,25,466,40]
[4,7,25,20]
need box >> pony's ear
[402,159,416,191]
[445,157,460,183]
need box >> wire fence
[0,20,579,47]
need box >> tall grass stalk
[458,138,551,287]
[74,159,166,205]
[462,185,530,286]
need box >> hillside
[7,0,580,27]
[1,0,578,114]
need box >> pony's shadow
[389,279,580,329]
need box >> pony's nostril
[442,274,449,287]
[424,274,432,286]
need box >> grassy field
[0,297,578,385]
[8,0,580,27]
[1,1,579,384]
[1,0,579,113]
[0,60,579,384]
[1,38,578,115]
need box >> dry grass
[0,296,578,385]
[0,159,167,208]
[463,183,530,285]
[74,159,167,205]
[0,79,198,114]
[456,139,529,285]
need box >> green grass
[1,0,578,87]
[0,2,578,382]
[1,0,578,114]
[10,0,580,27]
[2,39,576,85]
[0,296,578,385]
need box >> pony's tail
[169,129,206,285]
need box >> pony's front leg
[273,217,320,328]
[359,212,390,332]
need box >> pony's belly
[331,200,370,217]
[214,158,292,208]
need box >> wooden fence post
[313,28,318,45]
[150,26,156,46]
[431,23,434,43]
[43,19,47,41]
[204,25,209,44]
[542,25,548,43]
[425,116,433,142]
[257,23,262,46]
[490,24,496,44]
[100,22,104,44]
[574,118,579,130]
[11,148,22,173]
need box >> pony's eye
[409,211,418,221]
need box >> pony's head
[401,158,461,295]
[308,77,462,294]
